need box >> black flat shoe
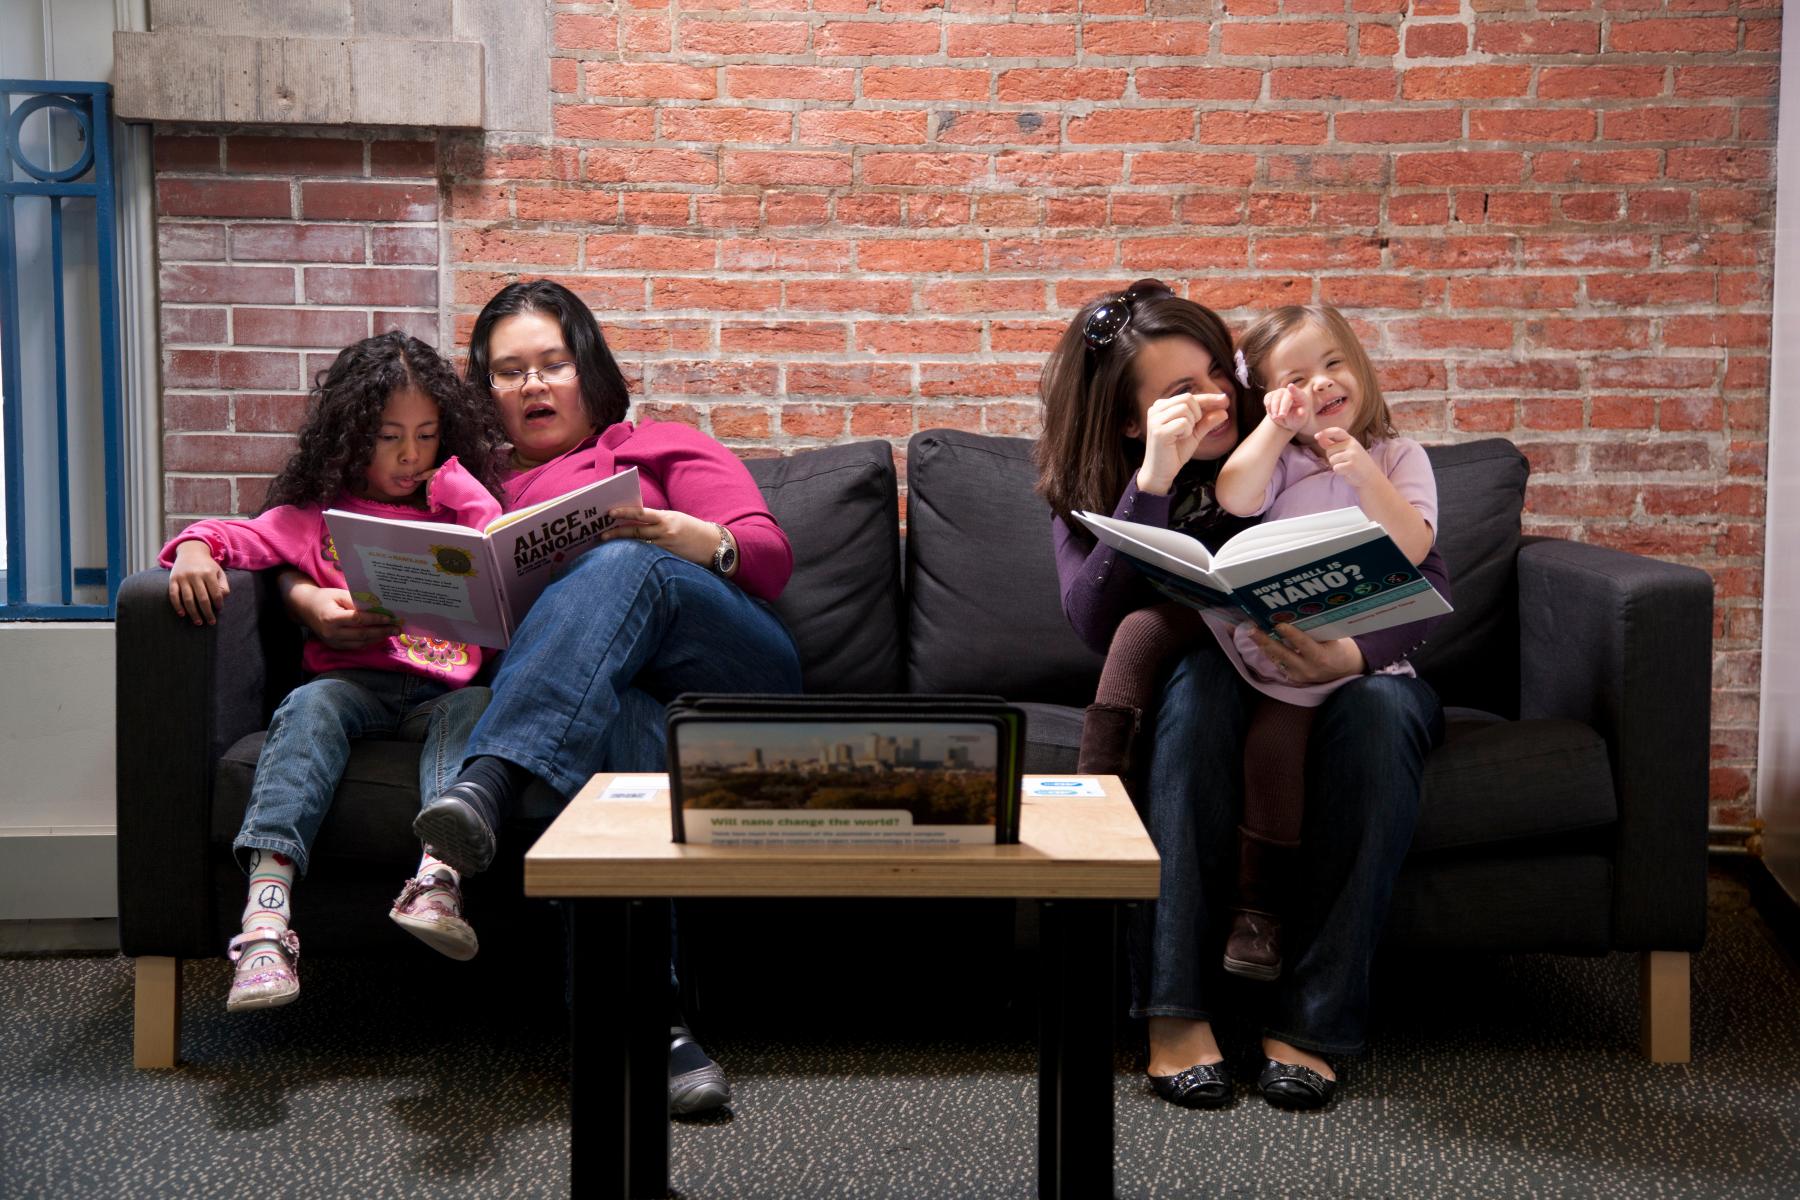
[1257,1058,1336,1110]
[412,783,499,876]
[1148,1060,1234,1109]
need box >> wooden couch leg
[1640,950,1690,1063]
[134,956,181,1069]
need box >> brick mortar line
[158,180,439,188]
[551,95,1778,105]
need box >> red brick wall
[155,132,442,521]
[152,1,1779,822]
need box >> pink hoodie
[500,420,793,601]
[159,457,502,684]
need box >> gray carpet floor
[3,875,1797,1198]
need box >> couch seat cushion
[1413,713,1615,853]
[214,733,563,870]
[1015,701,1082,775]
[1009,705,1615,856]
[215,713,1615,867]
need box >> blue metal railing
[0,80,123,618]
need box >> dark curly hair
[261,331,508,513]
[466,279,631,433]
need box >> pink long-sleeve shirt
[499,420,794,601]
[159,457,502,685]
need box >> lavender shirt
[1052,475,1452,671]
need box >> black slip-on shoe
[1147,1060,1234,1109]
[1257,1058,1336,1110]
[412,783,499,876]
[669,1025,731,1116]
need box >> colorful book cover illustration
[1073,505,1452,642]
[326,467,641,648]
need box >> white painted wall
[0,624,115,918]
[1756,0,1800,903]
[0,0,154,921]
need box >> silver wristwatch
[710,523,738,576]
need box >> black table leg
[1037,899,1116,1200]
[571,897,672,1199]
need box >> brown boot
[1222,828,1297,982]
[1223,910,1282,981]
[1077,703,1141,777]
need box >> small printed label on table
[599,775,667,801]
[1023,777,1106,797]
[685,809,995,845]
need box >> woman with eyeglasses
[1037,279,1449,1111]
[282,279,801,1115]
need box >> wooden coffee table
[524,772,1159,1200]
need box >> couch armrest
[115,567,297,956]
[1516,537,1713,951]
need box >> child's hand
[1247,623,1366,683]
[168,540,229,626]
[300,584,400,649]
[1264,384,1310,435]
[1315,428,1377,488]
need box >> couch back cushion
[1412,439,1528,716]
[904,430,1105,705]
[746,440,905,693]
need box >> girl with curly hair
[159,330,509,1013]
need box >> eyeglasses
[488,361,578,391]
[1082,294,1135,350]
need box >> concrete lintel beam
[112,31,483,129]
[150,0,356,38]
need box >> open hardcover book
[1072,505,1451,642]
[325,467,641,648]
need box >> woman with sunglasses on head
[282,280,803,1115]
[1037,280,1450,1111]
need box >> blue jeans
[465,539,802,799]
[1128,644,1444,1056]
[235,670,492,878]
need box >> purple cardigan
[1052,476,1453,670]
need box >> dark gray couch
[116,431,1712,1066]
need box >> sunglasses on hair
[1082,284,1167,350]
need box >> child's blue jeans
[234,669,491,878]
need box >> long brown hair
[1236,304,1396,446]
[1035,279,1254,520]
